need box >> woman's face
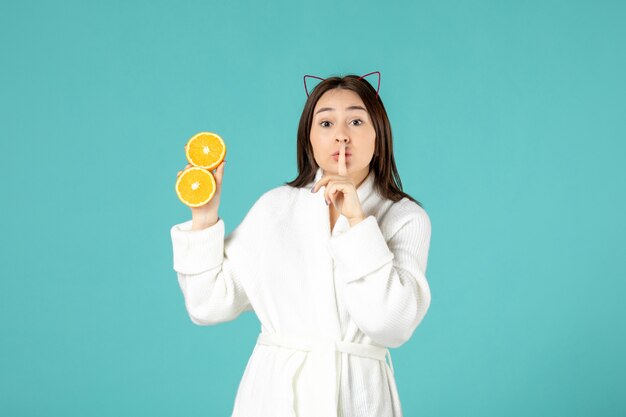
[310,88,376,184]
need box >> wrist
[192,215,218,230]
[348,214,366,227]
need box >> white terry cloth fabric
[170,166,432,417]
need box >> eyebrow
[314,105,367,115]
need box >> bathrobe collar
[299,166,381,342]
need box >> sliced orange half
[185,132,226,170]
[175,167,217,207]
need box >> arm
[327,206,432,348]
[170,216,255,326]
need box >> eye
[351,119,363,126]
[320,120,332,127]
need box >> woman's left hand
[311,144,366,225]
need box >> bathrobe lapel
[304,167,378,341]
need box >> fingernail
[310,186,315,193]
[325,199,329,205]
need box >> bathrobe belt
[256,331,395,417]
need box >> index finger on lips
[338,143,348,176]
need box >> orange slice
[185,132,226,170]
[175,167,217,207]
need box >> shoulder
[393,197,430,223]
[227,185,292,239]
[247,184,296,216]
[382,197,431,237]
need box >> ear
[358,71,381,97]
[303,75,326,97]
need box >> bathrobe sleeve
[327,203,432,348]
[170,196,266,325]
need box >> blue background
[1,0,624,416]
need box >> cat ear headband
[303,71,381,98]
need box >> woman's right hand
[177,151,226,229]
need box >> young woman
[170,72,432,417]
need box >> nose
[335,125,350,145]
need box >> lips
[332,152,351,156]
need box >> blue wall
[1,0,624,415]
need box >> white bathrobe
[170,166,432,417]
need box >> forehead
[313,88,365,110]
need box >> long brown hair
[284,73,424,208]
